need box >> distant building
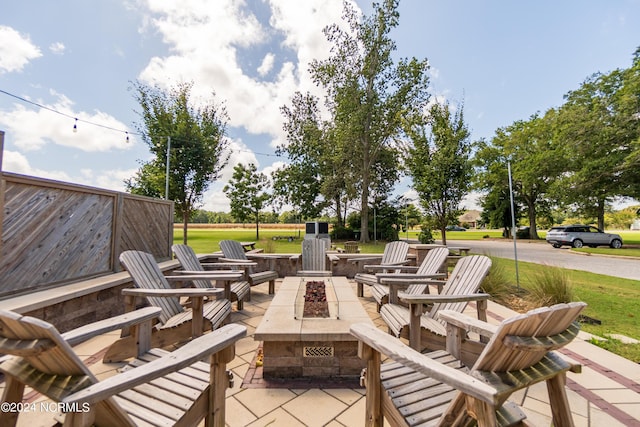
[631,219,640,230]
[458,210,481,229]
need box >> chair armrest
[377,273,447,284]
[166,272,243,280]
[349,256,383,264]
[349,323,498,405]
[217,258,258,266]
[199,262,249,271]
[61,307,161,347]
[122,288,224,298]
[399,292,491,305]
[363,260,411,272]
[62,324,247,405]
[436,310,498,338]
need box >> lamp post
[508,161,520,288]
[165,136,171,200]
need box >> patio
[2,278,640,426]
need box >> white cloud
[258,53,275,76]
[0,26,42,74]
[2,150,72,182]
[49,42,65,55]
[136,0,353,146]
[0,91,135,152]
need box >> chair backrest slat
[0,310,94,377]
[301,239,329,271]
[120,251,184,324]
[381,241,410,265]
[172,244,212,290]
[428,255,491,319]
[219,240,248,261]
[405,247,450,295]
[473,302,586,372]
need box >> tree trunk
[597,199,605,230]
[182,211,188,244]
[441,228,447,246]
[526,199,540,239]
[255,212,260,240]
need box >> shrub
[480,257,513,302]
[418,228,435,244]
[527,265,574,306]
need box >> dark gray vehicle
[545,224,623,249]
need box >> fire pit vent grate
[304,346,334,357]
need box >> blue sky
[1,0,639,212]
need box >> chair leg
[547,373,575,427]
[0,376,24,427]
[357,282,364,297]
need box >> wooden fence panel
[0,172,173,299]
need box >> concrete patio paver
[2,278,640,426]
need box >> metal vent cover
[304,346,334,357]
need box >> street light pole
[165,136,171,200]
[508,161,520,288]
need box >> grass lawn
[490,256,640,362]
[175,226,640,362]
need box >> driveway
[451,239,640,281]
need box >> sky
[1,0,640,213]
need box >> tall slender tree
[126,81,229,243]
[310,0,430,242]
[223,163,271,240]
[406,101,472,245]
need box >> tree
[557,65,637,230]
[223,163,271,240]
[273,92,338,220]
[126,81,229,243]
[406,101,472,245]
[475,111,564,239]
[310,0,430,242]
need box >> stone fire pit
[254,276,373,379]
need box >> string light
[0,88,281,157]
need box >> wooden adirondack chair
[172,244,251,310]
[352,241,410,297]
[0,308,246,427]
[296,238,338,277]
[370,246,450,311]
[380,255,492,352]
[103,250,233,362]
[351,302,586,427]
[219,240,279,294]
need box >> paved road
[450,239,640,281]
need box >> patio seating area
[2,274,639,426]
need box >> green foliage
[308,0,430,241]
[127,81,229,243]
[418,227,434,244]
[223,163,271,239]
[479,257,513,302]
[406,101,472,245]
[527,265,574,306]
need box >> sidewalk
[4,279,640,426]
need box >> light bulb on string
[73,118,78,133]
[125,131,130,143]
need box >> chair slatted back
[405,247,450,295]
[219,240,249,261]
[301,239,329,271]
[380,241,410,265]
[172,244,213,290]
[427,255,491,320]
[120,251,184,325]
[474,302,586,372]
[0,310,134,424]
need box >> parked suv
[545,225,623,249]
